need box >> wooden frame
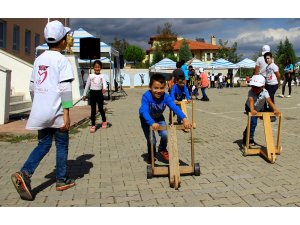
[170,100,196,129]
[147,100,200,189]
[243,112,283,163]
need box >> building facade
[0,18,68,64]
[146,35,220,63]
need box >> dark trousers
[264,84,278,112]
[282,77,292,95]
[90,90,106,126]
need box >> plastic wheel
[147,165,153,179]
[194,163,200,176]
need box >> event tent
[150,58,176,70]
[236,58,256,68]
[190,58,210,69]
[209,58,238,69]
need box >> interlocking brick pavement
[1,86,300,207]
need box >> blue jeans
[21,128,69,180]
[201,87,209,99]
[140,117,168,159]
[244,104,261,140]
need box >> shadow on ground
[31,154,94,198]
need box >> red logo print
[37,65,49,85]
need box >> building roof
[173,39,220,51]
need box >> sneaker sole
[56,183,75,191]
[11,173,33,201]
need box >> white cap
[44,20,71,43]
[199,68,204,72]
[262,45,271,55]
[249,75,265,87]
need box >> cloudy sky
[70,18,300,59]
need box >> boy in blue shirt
[139,74,192,163]
[170,75,192,124]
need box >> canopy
[236,58,256,68]
[209,58,238,69]
[35,28,119,58]
[150,58,176,70]
[190,58,210,69]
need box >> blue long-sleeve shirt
[139,90,186,126]
[170,84,190,101]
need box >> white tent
[150,58,176,70]
[209,58,238,69]
[236,58,256,68]
[190,58,210,69]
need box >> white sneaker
[279,94,284,98]
[286,95,291,98]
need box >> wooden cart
[170,100,196,129]
[147,100,200,189]
[243,112,283,163]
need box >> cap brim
[249,82,264,87]
[64,27,71,35]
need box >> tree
[178,39,192,62]
[155,23,177,57]
[151,43,164,65]
[124,45,145,67]
[275,38,297,76]
[214,39,242,63]
[110,37,129,55]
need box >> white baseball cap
[199,68,204,73]
[261,45,271,55]
[44,20,71,43]
[249,75,265,87]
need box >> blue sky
[70,18,300,59]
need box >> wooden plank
[168,126,180,188]
[153,166,194,176]
[263,113,275,159]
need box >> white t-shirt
[83,73,107,96]
[256,56,274,77]
[26,50,74,130]
[265,63,279,85]
[246,88,270,111]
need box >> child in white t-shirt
[11,20,75,201]
[242,75,280,147]
[83,60,108,133]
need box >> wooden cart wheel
[194,163,200,176]
[243,146,248,156]
[169,175,175,188]
[271,154,276,164]
[147,165,153,179]
[193,122,196,129]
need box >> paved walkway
[1,86,300,207]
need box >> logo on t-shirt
[37,65,49,85]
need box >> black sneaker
[11,171,33,201]
[56,177,76,191]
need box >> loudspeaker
[120,55,124,69]
[80,37,100,59]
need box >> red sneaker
[102,122,108,128]
[160,150,169,161]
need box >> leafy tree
[110,37,129,55]
[275,38,297,77]
[155,23,177,57]
[151,43,164,65]
[214,39,242,63]
[178,39,192,62]
[124,45,145,67]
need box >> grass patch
[0,133,37,143]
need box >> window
[25,30,31,54]
[34,33,40,48]
[206,52,211,61]
[0,19,7,48]
[13,25,20,51]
